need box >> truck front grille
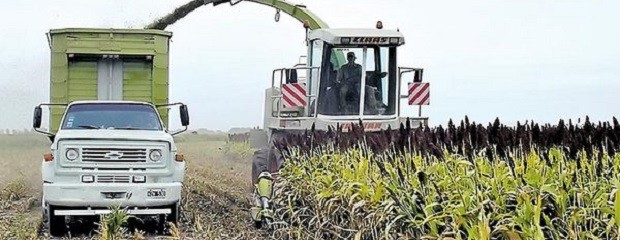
[82,148,147,163]
[97,175,131,183]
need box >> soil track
[175,136,270,239]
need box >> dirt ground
[0,133,272,239]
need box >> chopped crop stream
[145,0,227,30]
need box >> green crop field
[262,117,620,239]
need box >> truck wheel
[166,203,179,225]
[47,205,67,237]
[254,219,263,229]
[158,203,179,234]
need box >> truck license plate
[147,189,166,198]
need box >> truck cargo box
[47,28,172,133]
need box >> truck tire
[254,220,262,229]
[167,202,180,225]
[158,203,179,234]
[46,205,67,237]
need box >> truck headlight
[66,148,79,161]
[149,149,162,162]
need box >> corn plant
[269,118,620,240]
[97,205,129,240]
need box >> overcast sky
[0,0,618,131]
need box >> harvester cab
[263,27,429,135]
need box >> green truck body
[47,28,172,133]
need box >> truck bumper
[43,182,181,209]
[54,208,172,216]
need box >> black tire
[166,203,179,225]
[47,205,67,237]
[157,214,166,235]
[254,220,262,229]
[158,203,180,235]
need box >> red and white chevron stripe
[408,82,430,105]
[282,83,307,108]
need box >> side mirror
[180,104,190,127]
[285,69,298,83]
[157,102,189,136]
[33,106,42,129]
[413,69,424,83]
[33,104,58,141]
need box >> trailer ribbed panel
[48,28,171,133]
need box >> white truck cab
[33,100,190,236]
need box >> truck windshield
[61,104,162,130]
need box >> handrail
[271,66,320,87]
[270,66,320,118]
[398,67,425,117]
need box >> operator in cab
[336,51,380,115]
[337,52,363,113]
